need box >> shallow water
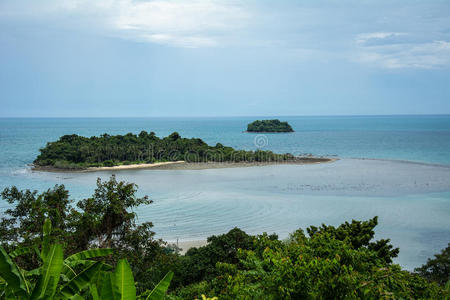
[0,116,449,270]
[4,158,448,270]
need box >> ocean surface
[0,115,449,270]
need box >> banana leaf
[146,271,173,300]
[0,246,28,297]
[100,272,119,300]
[9,246,34,259]
[64,248,113,263]
[41,219,52,259]
[59,261,103,298]
[30,243,63,299]
[114,259,136,300]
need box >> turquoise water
[0,115,449,270]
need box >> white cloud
[143,33,217,48]
[2,0,450,68]
[1,0,250,48]
[111,0,249,47]
[355,32,450,69]
[356,32,406,45]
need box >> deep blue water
[0,115,449,270]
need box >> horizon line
[1,113,450,119]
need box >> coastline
[32,157,336,172]
[244,130,294,133]
[32,161,186,172]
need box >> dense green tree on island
[34,131,299,169]
[1,177,448,299]
[247,119,294,132]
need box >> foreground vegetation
[0,219,173,299]
[1,176,448,299]
[247,119,294,132]
[34,132,298,169]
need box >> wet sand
[33,157,336,172]
[147,157,335,170]
[175,240,208,254]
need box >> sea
[0,115,449,270]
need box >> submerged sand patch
[33,157,336,172]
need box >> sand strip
[33,158,337,172]
[174,240,208,255]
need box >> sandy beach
[83,161,186,172]
[32,161,185,172]
[175,240,208,255]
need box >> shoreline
[32,161,186,173]
[244,131,294,133]
[32,157,336,172]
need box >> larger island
[247,119,294,132]
[33,131,331,171]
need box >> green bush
[102,160,115,167]
[167,281,212,300]
[208,222,446,299]
[415,243,449,286]
[173,220,448,299]
[247,119,294,132]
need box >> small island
[33,131,331,171]
[247,119,294,133]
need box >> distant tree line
[247,119,294,132]
[34,131,298,169]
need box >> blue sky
[1,0,449,117]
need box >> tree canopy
[247,119,294,132]
[34,131,297,169]
[0,176,171,293]
[415,243,449,286]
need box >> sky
[0,0,450,117]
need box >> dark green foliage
[0,176,172,294]
[0,185,72,269]
[205,228,446,299]
[415,243,449,286]
[34,131,297,169]
[173,228,262,287]
[247,119,294,132]
[70,176,152,251]
[102,160,115,167]
[306,217,400,263]
[0,220,173,300]
[171,226,446,299]
[166,281,213,300]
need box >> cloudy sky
[1,0,449,117]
